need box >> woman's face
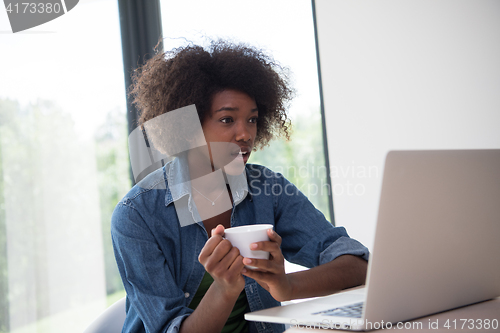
[201,89,258,173]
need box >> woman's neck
[186,147,226,195]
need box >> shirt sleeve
[270,171,369,268]
[111,202,193,333]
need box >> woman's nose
[235,121,251,142]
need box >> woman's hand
[182,225,246,333]
[198,225,246,300]
[241,229,293,302]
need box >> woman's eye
[220,117,233,124]
[249,117,258,124]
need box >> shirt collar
[164,154,249,208]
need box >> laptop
[245,150,500,330]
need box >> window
[161,0,331,221]
[0,1,128,331]
[0,1,334,331]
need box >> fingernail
[243,258,252,265]
[250,243,258,250]
[242,268,247,274]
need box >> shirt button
[184,292,190,298]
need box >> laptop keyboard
[312,302,364,318]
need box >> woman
[111,40,369,333]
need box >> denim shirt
[111,159,369,333]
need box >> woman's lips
[232,150,250,163]
[241,151,250,163]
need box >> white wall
[315,0,500,249]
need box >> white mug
[224,224,273,269]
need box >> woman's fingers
[211,224,225,237]
[267,228,282,245]
[198,234,223,262]
[240,229,286,274]
[202,239,232,270]
[217,245,242,271]
[198,224,227,264]
[242,257,280,273]
[227,253,245,274]
[200,234,244,277]
[250,230,283,261]
[241,266,268,280]
[250,241,280,255]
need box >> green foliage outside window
[250,109,331,222]
[93,108,131,297]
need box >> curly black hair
[130,40,294,150]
